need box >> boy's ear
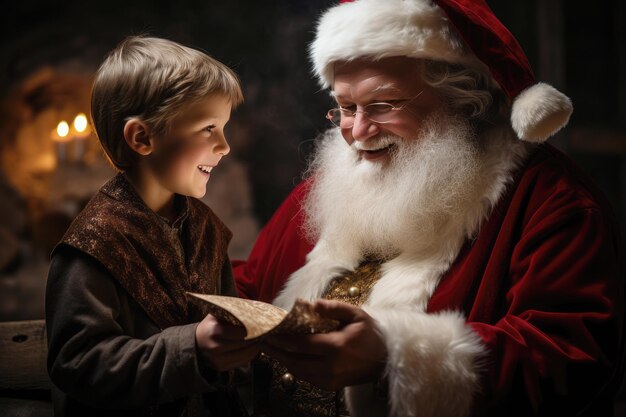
[123,118,154,156]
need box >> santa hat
[310,0,573,143]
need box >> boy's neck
[123,169,176,221]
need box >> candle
[72,113,89,163]
[52,121,70,163]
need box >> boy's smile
[198,165,214,175]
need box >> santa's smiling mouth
[359,144,396,161]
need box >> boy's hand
[263,299,387,390]
[195,314,260,372]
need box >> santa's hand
[264,299,387,390]
[195,314,260,372]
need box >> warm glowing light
[57,121,70,138]
[73,113,88,133]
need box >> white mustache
[352,135,400,151]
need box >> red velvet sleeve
[232,180,314,302]
[470,180,624,414]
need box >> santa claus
[234,1,625,416]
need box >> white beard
[303,114,511,259]
[274,113,528,310]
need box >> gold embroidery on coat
[258,259,385,417]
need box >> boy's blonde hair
[91,35,243,171]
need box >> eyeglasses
[326,91,423,128]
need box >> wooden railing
[0,320,49,390]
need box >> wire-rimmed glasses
[326,91,424,128]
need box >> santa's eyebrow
[330,84,402,100]
[370,84,402,94]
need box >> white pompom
[511,83,573,143]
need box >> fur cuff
[353,308,486,417]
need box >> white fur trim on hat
[311,0,574,143]
[310,0,481,89]
[511,82,574,142]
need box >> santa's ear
[123,118,153,156]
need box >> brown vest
[56,173,232,329]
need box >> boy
[45,36,258,416]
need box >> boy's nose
[215,133,230,156]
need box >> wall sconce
[51,113,91,165]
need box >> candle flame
[74,113,88,133]
[57,121,70,138]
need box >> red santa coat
[234,144,625,417]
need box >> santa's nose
[346,112,380,144]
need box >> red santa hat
[310,0,573,143]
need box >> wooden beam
[0,320,49,390]
[618,0,626,129]
[568,128,626,155]
[536,0,568,149]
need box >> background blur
[0,0,624,354]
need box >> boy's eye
[204,125,215,135]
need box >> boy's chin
[185,187,208,199]
[193,190,208,199]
